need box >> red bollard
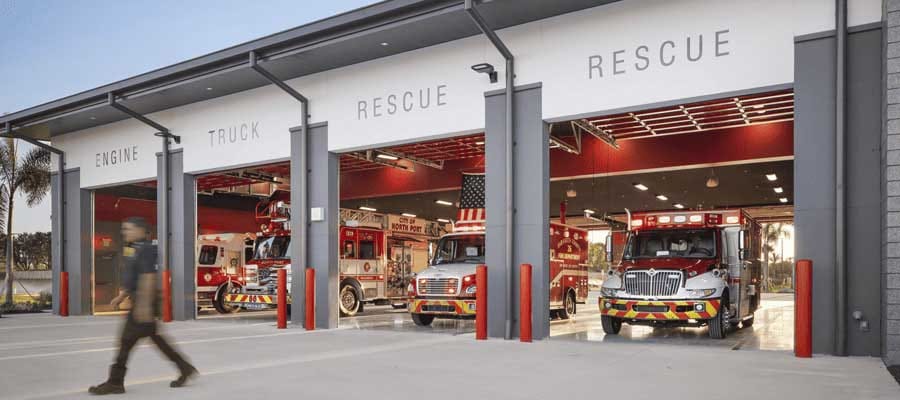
[795,259,812,358]
[305,268,315,331]
[520,263,533,343]
[277,268,287,329]
[162,270,172,322]
[59,271,69,317]
[476,265,488,340]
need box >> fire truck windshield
[624,229,716,259]
[254,236,291,260]
[432,234,485,265]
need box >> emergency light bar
[630,210,743,229]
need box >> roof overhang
[1,0,617,141]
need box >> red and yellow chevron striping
[598,298,720,320]
[411,299,476,315]
[224,293,290,305]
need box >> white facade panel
[52,0,859,188]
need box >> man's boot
[88,365,126,395]
[170,363,198,388]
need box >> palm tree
[1,138,51,305]
[761,222,792,292]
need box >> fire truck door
[386,244,413,298]
[724,228,747,319]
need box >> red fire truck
[224,193,442,316]
[408,206,589,326]
[195,233,255,313]
[599,209,762,339]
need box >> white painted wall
[52,0,880,188]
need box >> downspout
[108,93,179,320]
[249,51,309,320]
[465,0,515,340]
[834,0,847,357]
[2,123,66,311]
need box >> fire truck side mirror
[605,235,613,263]
[738,230,749,260]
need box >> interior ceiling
[340,160,794,224]
[595,89,794,140]
[340,134,484,173]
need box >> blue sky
[1,0,375,232]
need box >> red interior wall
[94,194,258,235]
[340,121,792,200]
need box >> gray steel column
[290,124,307,327]
[306,123,339,329]
[794,32,837,354]
[834,0,848,357]
[883,0,900,366]
[485,83,547,339]
[158,150,195,320]
[844,24,882,357]
[50,171,61,314]
[57,169,91,315]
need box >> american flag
[456,173,485,229]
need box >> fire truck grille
[418,278,459,296]
[623,270,683,297]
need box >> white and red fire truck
[408,206,590,326]
[195,233,255,313]
[223,191,443,316]
[599,209,762,339]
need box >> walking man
[89,217,197,395]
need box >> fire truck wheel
[392,303,408,310]
[741,316,754,328]
[550,310,560,320]
[213,285,240,314]
[708,312,728,339]
[601,315,622,335]
[558,291,577,320]
[411,313,435,326]
[339,284,362,317]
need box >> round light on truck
[203,273,212,282]
[694,303,705,312]
[466,285,476,294]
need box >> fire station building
[1,0,896,365]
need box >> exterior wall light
[471,63,498,83]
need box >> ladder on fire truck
[340,208,386,229]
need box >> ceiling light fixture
[673,203,685,209]
[376,153,399,161]
[89,116,97,120]
[401,213,417,218]
[380,42,390,46]
[566,182,577,198]
[633,183,649,191]
[706,169,719,188]
[471,63,498,83]
[435,200,453,206]
[766,173,778,181]
[774,187,784,193]
[583,208,596,215]
[206,87,213,91]
[656,194,668,201]
[437,218,451,223]
[359,206,377,212]
[779,198,789,203]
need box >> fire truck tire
[392,303,408,310]
[708,312,727,339]
[213,285,240,314]
[557,291,577,320]
[601,315,622,335]
[339,284,362,317]
[411,313,434,326]
[741,316,754,328]
[550,310,560,320]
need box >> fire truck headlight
[600,287,619,298]
[466,285,477,295]
[687,288,717,298]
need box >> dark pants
[108,315,191,384]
